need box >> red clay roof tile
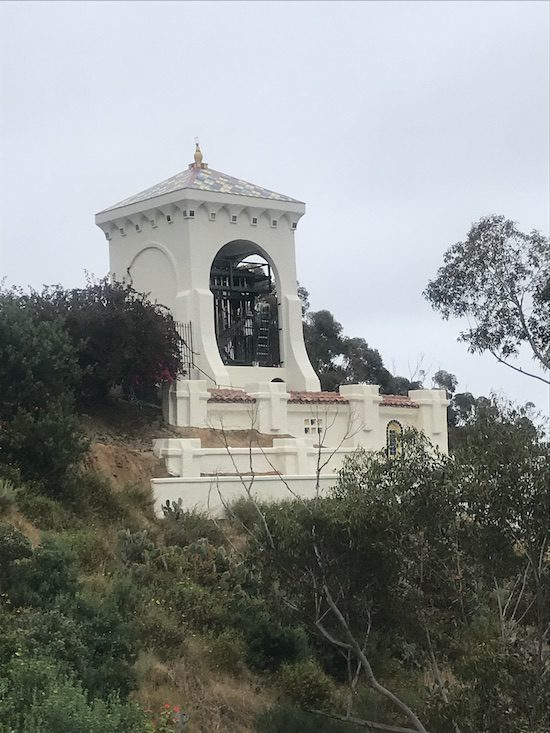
[288,391,349,404]
[380,395,419,408]
[208,388,256,403]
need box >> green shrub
[170,581,226,630]
[256,704,355,733]
[207,630,248,675]
[226,496,263,529]
[119,483,155,517]
[0,294,81,419]
[16,608,88,679]
[0,406,88,495]
[16,489,79,531]
[162,500,224,547]
[74,579,141,699]
[0,656,148,733]
[0,521,32,564]
[0,478,16,514]
[8,536,79,609]
[138,601,187,659]
[66,470,126,524]
[0,609,19,666]
[226,596,309,671]
[278,660,335,711]
[60,530,112,572]
[0,521,32,594]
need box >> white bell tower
[95,143,320,391]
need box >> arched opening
[386,420,403,458]
[210,240,281,367]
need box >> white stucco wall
[152,473,338,517]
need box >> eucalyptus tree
[424,215,550,384]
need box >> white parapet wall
[162,380,449,453]
[152,474,338,517]
[154,436,358,479]
[152,380,449,514]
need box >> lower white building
[151,381,448,515]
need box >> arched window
[386,420,403,458]
[210,241,281,367]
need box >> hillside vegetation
[1,278,549,733]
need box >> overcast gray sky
[1,1,549,415]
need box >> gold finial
[194,137,203,166]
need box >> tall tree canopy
[299,286,421,394]
[424,215,550,384]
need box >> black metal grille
[175,321,195,378]
[210,258,281,367]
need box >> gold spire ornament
[194,137,203,167]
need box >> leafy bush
[0,406,88,495]
[75,591,140,698]
[162,500,224,547]
[0,294,81,419]
[207,630,248,675]
[278,660,335,710]
[0,656,148,733]
[0,522,32,593]
[7,536,79,609]
[15,279,183,400]
[0,478,16,514]
[226,596,309,671]
[138,601,187,659]
[226,496,263,529]
[61,530,113,572]
[119,482,155,518]
[66,470,126,523]
[16,489,80,531]
[170,581,226,630]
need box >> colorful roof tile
[100,165,302,213]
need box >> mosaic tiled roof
[100,165,302,213]
[380,395,419,408]
[288,391,349,404]
[208,388,256,404]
